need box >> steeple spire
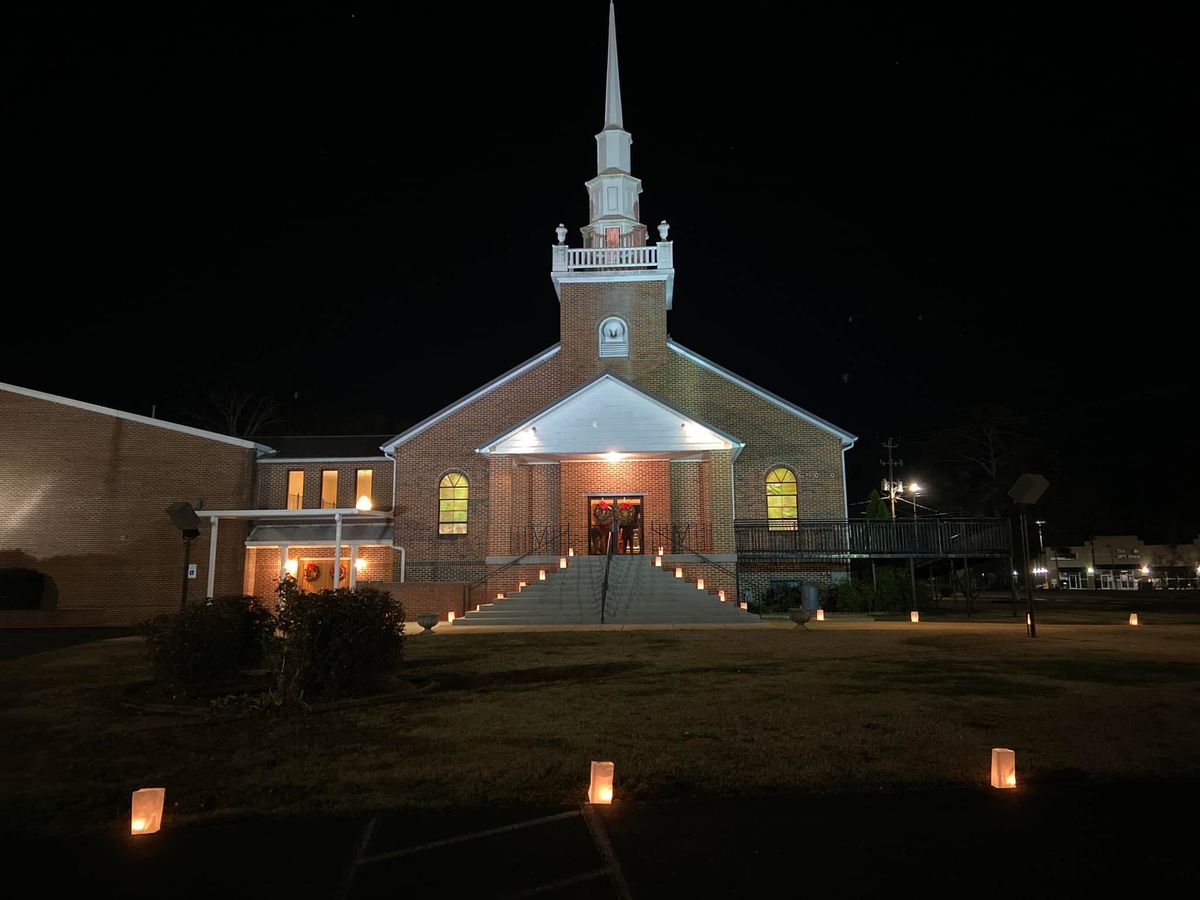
[582,1,645,248]
[603,1,624,129]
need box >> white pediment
[479,375,738,459]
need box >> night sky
[5,2,1197,542]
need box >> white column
[206,516,219,598]
[332,513,343,589]
[278,545,288,580]
[349,543,359,589]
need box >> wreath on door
[594,500,614,524]
[616,502,637,526]
[339,564,348,582]
[303,562,321,582]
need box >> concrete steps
[455,556,756,626]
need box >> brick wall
[558,280,669,382]
[0,389,257,625]
[372,581,464,621]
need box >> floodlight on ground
[588,761,615,804]
[131,788,165,835]
[990,749,1017,789]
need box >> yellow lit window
[766,466,798,529]
[439,472,469,535]
[321,470,338,509]
[287,470,304,510]
[356,469,373,507]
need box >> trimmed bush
[271,580,405,704]
[143,595,274,697]
[0,568,44,610]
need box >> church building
[0,4,856,626]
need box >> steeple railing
[553,245,669,272]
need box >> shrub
[0,568,44,610]
[271,580,405,704]
[828,566,930,613]
[143,595,274,697]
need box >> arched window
[766,466,798,529]
[598,316,629,358]
[438,472,469,534]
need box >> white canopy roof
[477,374,741,461]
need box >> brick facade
[254,459,393,511]
[386,276,851,604]
[0,389,257,625]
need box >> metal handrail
[651,526,737,582]
[464,528,566,609]
[600,520,618,624]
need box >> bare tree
[195,385,282,438]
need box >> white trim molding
[258,456,392,464]
[666,341,858,447]
[381,344,561,452]
[0,381,275,453]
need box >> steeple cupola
[581,2,645,249]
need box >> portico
[477,374,740,561]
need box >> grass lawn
[3,620,1200,836]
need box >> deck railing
[645,522,713,555]
[734,518,1012,559]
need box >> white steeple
[582,2,645,248]
[603,1,624,129]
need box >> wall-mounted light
[284,559,299,577]
[604,451,623,463]
[354,558,368,573]
[356,495,373,511]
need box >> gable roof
[380,344,561,452]
[666,340,858,447]
[477,372,743,459]
[0,381,274,453]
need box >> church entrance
[587,495,644,555]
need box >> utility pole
[880,438,903,519]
